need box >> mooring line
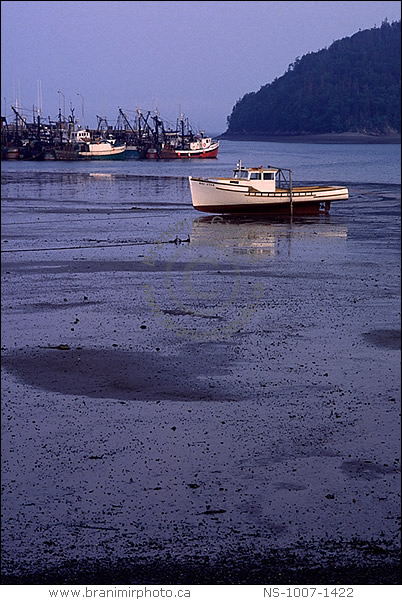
[1,237,190,254]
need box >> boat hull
[78,145,126,160]
[189,177,348,214]
[54,143,127,160]
[125,147,140,159]
[6,147,19,160]
[192,201,332,215]
[175,141,219,158]
[54,148,81,160]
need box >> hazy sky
[1,1,401,133]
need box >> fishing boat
[189,161,348,214]
[146,135,219,159]
[113,109,218,159]
[54,134,126,160]
[159,114,219,159]
[174,135,219,158]
[77,135,126,160]
[146,132,219,159]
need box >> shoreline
[219,132,401,144]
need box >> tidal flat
[1,169,400,584]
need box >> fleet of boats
[2,102,349,216]
[1,106,219,161]
[189,161,349,215]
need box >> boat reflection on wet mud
[190,214,348,260]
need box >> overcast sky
[1,1,401,133]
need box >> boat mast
[118,108,136,135]
[180,113,185,149]
[11,105,36,140]
[289,169,293,218]
[14,106,19,144]
[58,107,63,144]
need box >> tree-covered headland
[224,20,401,138]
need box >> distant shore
[219,132,401,144]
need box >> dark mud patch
[362,329,401,350]
[340,460,399,480]
[1,346,238,403]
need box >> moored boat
[158,114,219,159]
[174,135,219,158]
[78,137,126,160]
[189,161,348,214]
[54,138,126,160]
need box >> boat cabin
[231,162,278,192]
[190,136,212,151]
[71,128,91,143]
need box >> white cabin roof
[233,160,278,176]
[71,128,91,142]
[248,166,278,173]
[228,161,280,192]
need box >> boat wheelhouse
[70,128,91,143]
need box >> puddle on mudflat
[1,346,243,402]
[362,329,401,350]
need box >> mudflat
[1,171,400,584]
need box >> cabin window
[263,173,274,180]
[234,170,249,179]
[250,172,261,180]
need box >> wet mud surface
[1,172,401,584]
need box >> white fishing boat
[54,130,126,160]
[189,161,348,214]
[77,135,126,160]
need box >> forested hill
[224,20,401,138]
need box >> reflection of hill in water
[191,215,348,259]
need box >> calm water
[2,139,401,186]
